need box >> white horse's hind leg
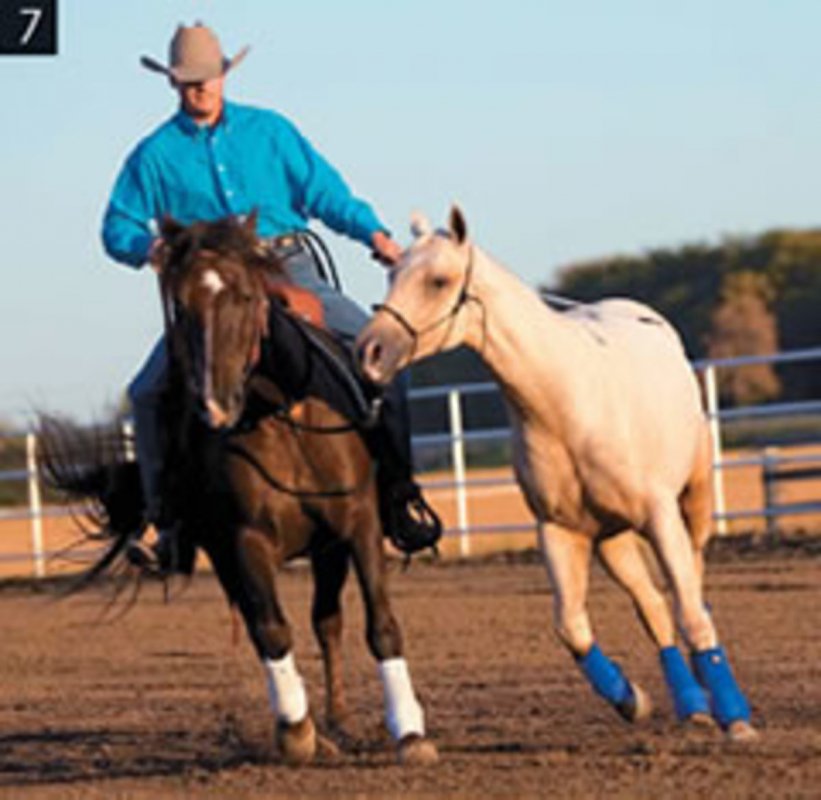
[538,523,650,722]
[598,532,711,723]
[645,497,716,650]
[679,422,714,593]
[598,532,674,647]
[645,496,754,737]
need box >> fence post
[761,446,780,537]
[448,389,470,557]
[702,364,728,536]
[25,432,46,579]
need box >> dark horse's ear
[159,215,185,242]
[449,205,468,244]
[243,209,259,235]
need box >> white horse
[357,207,756,741]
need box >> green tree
[547,227,821,404]
[705,271,781,405]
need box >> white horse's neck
[463,246,577,420]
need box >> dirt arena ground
[0,542,818,799]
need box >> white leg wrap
[263,653,308,724]
[378,657,425,740]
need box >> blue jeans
[129,249,374,522]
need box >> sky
[2,0,820,425]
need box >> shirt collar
[174,100,234,138]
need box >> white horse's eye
[430,275,450,291]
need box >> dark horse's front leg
[310,539,351,735]
[210,524,317,765]
[347,498,439,765]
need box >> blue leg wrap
[577,643,634,706]
[659,646,710,720]
[692,645,751,728]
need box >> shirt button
[217,164,226,173]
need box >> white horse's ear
[449,205,468,244]
[410,211,432,239]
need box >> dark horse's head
[158,213,282,429]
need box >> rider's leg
[126,336,175,570]
[128,336,167,522]
[283,251,371,345]
[283,250,441,553]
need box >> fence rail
[4,346,821,576]
[411,346,821,546]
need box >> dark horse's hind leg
[209,525,317,765]
[347,505,438,765]
[310,541,351,736]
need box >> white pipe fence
[3,346,821,576]
[412,346,821,542]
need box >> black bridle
[160,264,270,425]
[370,245,486,362]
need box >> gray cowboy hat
[141,23,249,83]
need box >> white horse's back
[565,298,681,346]
[562,297,703,491]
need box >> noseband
[371,246,485,360]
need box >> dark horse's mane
[161,215,287,286]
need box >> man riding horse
[102,22,440,571]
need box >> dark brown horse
[39,214,437,766]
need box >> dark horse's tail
[35,414,146,591]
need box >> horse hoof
[397,734,439,766]
[726,720,759,743]
[683,712,718,730]
[617,682,653,723]
[276,716,317,765]
[315,731,341,759]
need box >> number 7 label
[0,1,57,55]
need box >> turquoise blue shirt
[102,100,387,268]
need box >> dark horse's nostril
[369,340,383,365]
[359,339,381,367]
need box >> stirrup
[384,483,442,556]
[125,530,177,576]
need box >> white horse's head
[357,205,475,385]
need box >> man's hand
[371,230,402,267]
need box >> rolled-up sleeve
[101,146,158,268]
[280,119,387,247]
